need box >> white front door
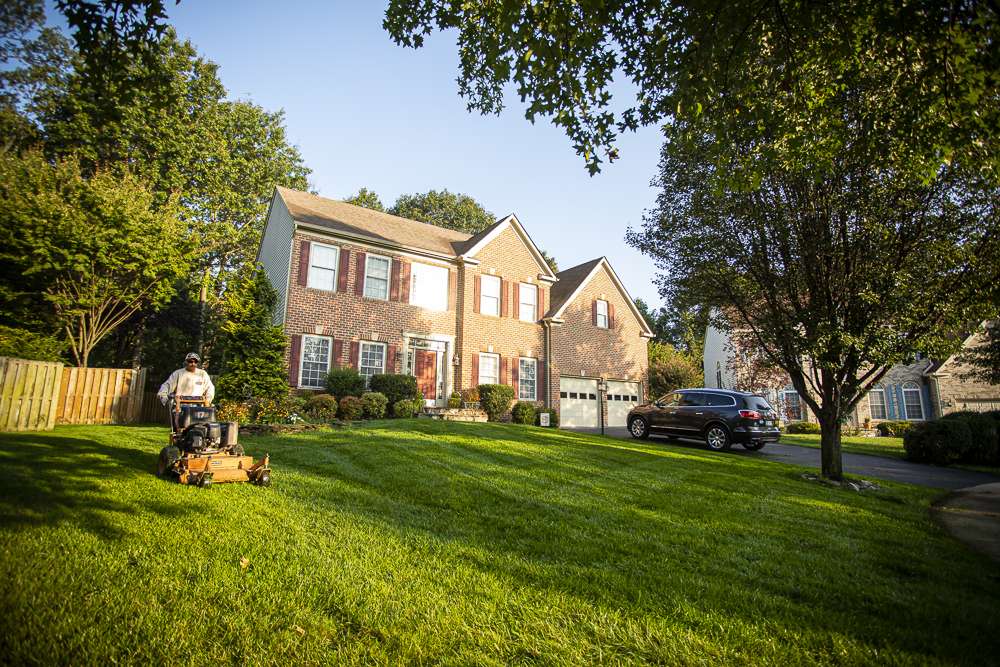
[559,377,599,427]
[607,380,640,427]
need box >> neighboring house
[257,187,653,427]
[704,323,1000,424]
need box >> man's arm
[202,370,216,405]
[157,370,179,405]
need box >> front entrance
[414,349,438,402]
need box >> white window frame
[480,275,500,316]
[781,389,803,421]
[307,243,339,291]
[409,261,449,312]
[868,386,887,420]
[518,283,537,322]
[363,253,392,301]
[359,341,386,386]
[902,382,925,421]
[518,357,537,400]
[299,334,332,389]
[478,353,499,385]
[596,299,609,328]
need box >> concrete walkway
[571,427,1000,490]
[932,483,1000,563]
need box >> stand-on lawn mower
[157,396,271,488]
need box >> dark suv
[626,388,780,451]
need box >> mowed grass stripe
[0,420,997,665]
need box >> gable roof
[456,214,559,279]
[276,186,474,257]
[546,257,655,337]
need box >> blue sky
[59,2,667,306]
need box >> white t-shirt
[157,368,215,405]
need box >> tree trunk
[818,415,843,480]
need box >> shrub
[304,393,338,420]
[941,411,1000,464]
[511,401,537,425]
[903,419,975,465]
[460,387,480,404]
[478,384,515,422]
[360,392,388,419]
[248,396,302,424]
[447,392,462,409]
[785,421,820,434]
[393,398,421,419]
[369,374,422,414]
[536,408,559,427]
[876,420,914,437]
[0,325,65,362]
[326,367,366,398]
[338,396,363,421]
[216,400,250,424]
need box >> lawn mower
[157,396,271,488]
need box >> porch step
[419,407,488,423]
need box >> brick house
[703,322,1000,425]
[257,187,653,427]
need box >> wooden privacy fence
[0,358,149,431]
[0,357,63,431]
[56,366,147,426]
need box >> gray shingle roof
[546,258,603,318]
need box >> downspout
[543,321,552,409]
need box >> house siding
[258,195,295,325]
[931,330,1000,414]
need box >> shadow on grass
[0,429,196,540]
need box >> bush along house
[257,187,653,427]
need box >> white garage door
[560,377,599,427]
[607,380,640,427]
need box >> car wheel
[628,416,649,439]
[704,425,731,451]
[742,441,765,451]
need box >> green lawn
[779,433,907,459]
[1,421,998,665]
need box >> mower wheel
[198,475,212,489]
[231,443,244,457]
[254,471,271,487]
[157,446,180,479]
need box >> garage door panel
[607,380,640,427]
[560,377,599,427]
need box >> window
[782,391,803,421]
[410,262,449,311]
[596,299,609,328]
[480,275,500,316]
[680,392,705,407]
[299,335,331,388]
[706,393,737,407]
[902,382,924,420]
[518,283,537,321]
[478,353,499,385]
[307,243,339,291]
[657,393,683,407]
[868,387,887,420]
[359,342,386,385]
[518,358,537,400]
[364,254,391,300]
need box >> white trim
[409,260,450,312]
[459,214,558,279]
[298,334,333,389]
[294,221,463,265]
[518,282,538,322]
[548,257,655,337]
[901,381,925,421]
[480,274,501,316]
[362,252,392,301]
[518,357,538,400]
[306,241,340,291]
[868,386,887,420]
[478,352,500,385]
[595,299,609,328]
[359,340,387,385]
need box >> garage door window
[518,358,537,400]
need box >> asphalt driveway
[571,427,1000,490]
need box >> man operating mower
[158,352,215,408]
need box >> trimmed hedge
[478,384,515,422]
[785,421,820,434]
[369,374,422,415]
[511,402,537,425]
[326,368,366,398]
[903,419,973,465]
[393,398,422,419]
[360,392,388,419]
[304,393,338,420]
[876,420,914,437]
[536,408,559,427]
[338,396,363,421]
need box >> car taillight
[739,410,762,420]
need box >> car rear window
[680,392,705,406]
[704,393,736,407]
[744,396,774,412]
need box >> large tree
[389,188,495,234]
[385,1,1000,479]
[0,150,194,366]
